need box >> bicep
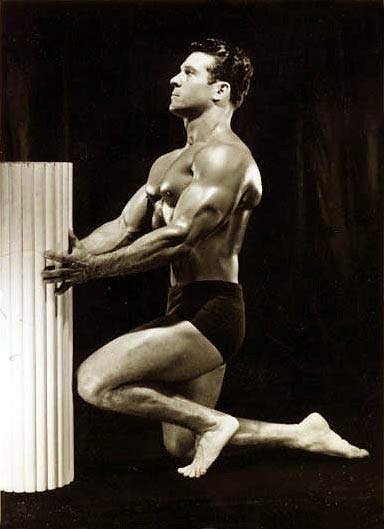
[171,146,245,243]
[171,179,240,245]
[119,184,151,235]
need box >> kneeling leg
[162,364,226,460]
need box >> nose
[170,72,182,87]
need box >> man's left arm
[43,145,245,286]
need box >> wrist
[89,254,104,280]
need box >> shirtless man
[42,39,368,478]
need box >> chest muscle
[146,148,196,225]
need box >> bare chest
[146,147,200,226]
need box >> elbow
[176,240,194,258]
[168,221,194,257]
[255,187,262,207]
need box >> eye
[146,193,156,205]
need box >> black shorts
[131,280,246,364]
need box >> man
[42,39,368,478]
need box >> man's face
[169,52,217,117]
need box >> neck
[183,106,233,145]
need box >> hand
[68,229,89,259]
[41,230,97,295]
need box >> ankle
[288,424,301,448]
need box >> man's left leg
[162,367,369,461]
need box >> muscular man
[42,39,368,478]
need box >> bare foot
[177,415,239,478]
[296,412,369,458]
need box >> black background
[2,1,383,528]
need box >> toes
[195,463,203,478]
[188,465,197,478]
[341,439,370,459]
[177,461,207,479]
[177,465,189,476]
[177,463,196,478]
[350,447,369,459]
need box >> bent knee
[163,432,195,460]
[77,363,106,406]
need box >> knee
[163,433,195,460]
[77,363,106,407]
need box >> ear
[212,81,231,103]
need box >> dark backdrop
[2,0,382,470]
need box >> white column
[0,162,74,493]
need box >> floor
[2,416,382,529]
[2,341,383,529]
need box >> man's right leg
[77,320,239,478]
[162,364,226,459]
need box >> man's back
[145,129,262,285]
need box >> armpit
[145,186,161,206]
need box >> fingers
[44,250,84,265]
[68,229,80,253]
[44,250,70,264]
[54,281,73,296]
[41,262,79,295]
[42,241,87,295]
[41,267,83,283]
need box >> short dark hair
[189,38,253,109]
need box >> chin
[169,103,201,120]
[169,104,187,117]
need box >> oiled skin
[140,129,261,285]
[41,49,369,478]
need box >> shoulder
[195,141,247,168]
[194,139,262,207]
[192,140,251,185]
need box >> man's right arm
[78,184,151,255]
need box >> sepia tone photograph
[0,1,382,528]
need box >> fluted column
[0,162,74,493]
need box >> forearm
[80,219,138,255]
[92,225,188,278]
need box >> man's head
[169,38,253,118]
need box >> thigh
[78,319,224,391]
[162,365,226,450]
